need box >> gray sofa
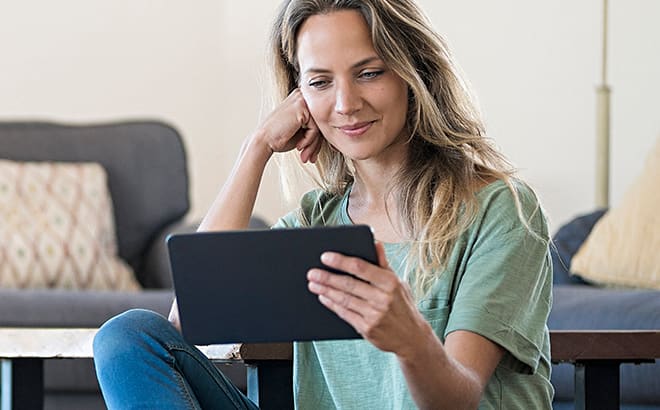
[0,121,259,409]
[548,210,660,410]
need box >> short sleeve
[271,189,347,229]
[445,184,553,374]
[271,189,346,229]
[271,211,298,229]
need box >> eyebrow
[303,56,383,75]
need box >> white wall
[1,1,658,231]
[419,0,660,229]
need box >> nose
[334,80,362,116]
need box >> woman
[93,0,554,408]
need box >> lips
[338,121,374,137]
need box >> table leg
[574,360,620,410]
[0,359,43,410]
[246,361,293,410]
[1,360,11,410]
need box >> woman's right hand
[254,89,322,163]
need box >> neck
[348,155,405,237]
[351,138,407,204]
[351,165,397,207]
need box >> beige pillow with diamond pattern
[571,136,660,289]
[0,160,140,291]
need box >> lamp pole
[595,0,610,208]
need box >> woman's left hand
[307,242,430,357]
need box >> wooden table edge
[3,328,657,363]
[550,330,660,362]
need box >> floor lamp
[596,0,610,208]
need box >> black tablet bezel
[168,225,377,345]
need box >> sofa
[548,210,660,410]
[0,121,261,409]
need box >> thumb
[374,241,390,269]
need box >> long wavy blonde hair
[270,0,523,298]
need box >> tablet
[167,225,377,345]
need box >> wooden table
[0,328,98,410]
[236,330,660,410]
[0,328,290,410]
[2,328,658,410]
[228,331,660,410]
[550,330,660,410]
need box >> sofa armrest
[139,219,200,289]
[139,215,271,289]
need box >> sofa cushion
[0,121,189,286]
[571,136,660,289]
[0,288,173,327]
[0,160,139,291]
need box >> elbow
[419,373,485,410]
[450,369,486,410]
[462,372,487,410]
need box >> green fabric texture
[273,180,554,409]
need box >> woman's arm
[200,89,321,231]
[169,89,322,330]
[197,137,273,232]
[398,329,504,409]
[307,242,504,409]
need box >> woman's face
[296,10,409,165]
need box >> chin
[340,150,378,162]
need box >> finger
[306,114,318,130]
[308,268,389,306]
[297,126,317,151]
[308,132,324,163]
[301,144,315,163]
[308,280,378,316]
[300,132,323,163]
[375,241,390,269]
[318,294,368,334]
[292,90,311,129]
[297,113,318,144]
[320,252,392,290]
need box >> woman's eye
[360,70,384,79]
[309,80,329,89]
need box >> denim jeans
[93,309,258,410]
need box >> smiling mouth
[337,121,375,137]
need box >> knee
[93,309,169,361]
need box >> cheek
[301,91,330,121]
[388,86,409,127]
[300,92,335,142]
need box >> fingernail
[321,252,333,263]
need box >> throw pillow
[571,136,660,289]
[0,160,140,291]
[550,209,607,285]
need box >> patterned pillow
[0,160,140,291]
[571,136,660,289]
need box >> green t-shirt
[274,180,554,409]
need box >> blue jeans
[93,309,259,410]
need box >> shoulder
[472,178,549,239]
[273,189,346,228]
